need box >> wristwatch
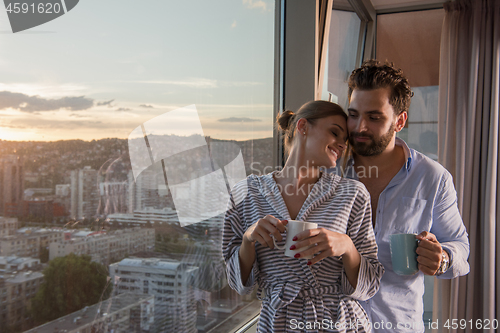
[436,250,450,275]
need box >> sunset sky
[0,0,275,142]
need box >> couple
[222,60,470,332]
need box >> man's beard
[349,122,395,156]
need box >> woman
[222,101,383,332]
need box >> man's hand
[416,231,446,275]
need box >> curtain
[436,0,500,332]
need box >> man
[344,60,470,332]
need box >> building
[0,256,41,273]
[49,228,155,265]
[107,207,179,227]
[25,293,155,333]
[96,168,175,217]
[54,184,71,218]
[109,258,198,333]
[0,217,18,238]
[133,167,173,212]
[70,166,99,220]
[0,270,44,332]
[55,184,70,197]
[0,228,64,258]
[0,155,24,217]
[23,188,53,199]
[19,200,54,221]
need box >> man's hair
[348,60,412,115]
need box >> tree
[39,246,49,263]
[30,254,112,325]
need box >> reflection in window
[376,9,444,161]
[398,86,439,160]
[2,0,275,332]
[327,9,361,109]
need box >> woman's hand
[292,228,357,265]
[239,216,288,285]
[293,228,361,288]
[243,215,288,249]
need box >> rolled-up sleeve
[222,188,258,295]
[341,187,385,301]
[431,172,470,279]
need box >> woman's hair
[276,100,347,155]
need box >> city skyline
[0,1,274,331]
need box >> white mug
[272,220,318,259]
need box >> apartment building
[70,166,99,220]
[0,155,24,217]
[0,256,41,273]
[0,269,44,333]
[107,207,179,226]
[50,228,155,265]
[0,228,64,258]
[109,257,198,333]
[0,217,18,238]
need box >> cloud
[0,83,90,97]
[125,78,262,89]
[139,104,154,108]
[243,0,268,11]
[231,20,237,29]
[97,99,114,107]
[220,81,264,87]
[132,78,217,88]
[116,108,132,112]
[3,117,107,130]
[0,91,94,112]
[218,117,262,122]
[196,103,271,109]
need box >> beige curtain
[436,0,500,332]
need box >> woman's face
[302,115,348,168]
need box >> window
[327,9,362,109]
[2,0,275,332]
[375,7,445,325]
[377,9,444,161]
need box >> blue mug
[390,233,419,275]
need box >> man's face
[347,87,405,156]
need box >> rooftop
[25,293,154,333]
[0,255,38,264]
[1,271,44,283]
[116,257,183,271]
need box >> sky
[0,0,275,141]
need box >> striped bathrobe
[222,172,384,333]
